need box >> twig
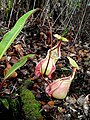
[66,6,77,28]
[31,0,37,19]
[16,0,22,20]
[74,0,89,42]
[33,0,36,10]
[52,4,68,27]
[8,0,16,27]
[56,4,77,32]
[50,2,58,16]
[10,83,17,93]
[40,0,50,19]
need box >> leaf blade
[4,54,34,79]
[0,8,39,59]
[0,99,9,109]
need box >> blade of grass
[0,8,39,59]
[4,54,34,79]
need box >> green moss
[20,87,42,120]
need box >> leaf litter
[0,7,90,120]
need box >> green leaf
[0,99,9,109]
[4,54,34,79]
[0,8,39,59]
[67,57,79,70]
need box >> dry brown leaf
[77,55,82,62]
[58,63,63,68]
[40,101,46,105]
[62,51,67,56]
[69,46,75,53]
[10,56,19,63]
[14,44,24,56]
[0,57,6,61]
[78,50,84,56]
[4,63,17,79]
[48,101,54,107]
[3,89,11,94]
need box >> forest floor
[0,1,90,120]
